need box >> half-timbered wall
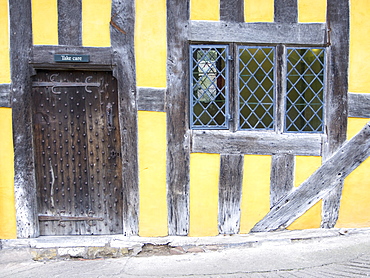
[181,0,327,236]
[1,0,370,239]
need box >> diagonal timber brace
[251,122,370,232]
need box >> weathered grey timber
[321,0,350,229]
[220,0,244,22]
[189,22,326,45]
[0,84,11,107]
[9,0,39,238]
[274,0,297,23]
[348,93,370,118]
[58,0,82,46]
[191,130,322,156]
[110,0,139,236]
[270,154,294,208]
[218,154,243,235]
[252,122,370,232]
[137,87,165,112]
[31,45,113,70]
[167,0,190,235]
[275,44,286,133]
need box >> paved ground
[1,228,370,277]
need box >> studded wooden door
[32,70,123,235]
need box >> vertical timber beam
[9,0,39,238]
[220,0,244,22]
[167,0,190,235]
[270,44,294,209]
[218,154,243,234]
[274,0,297,23]
[275,44,286,133]
[58,0,82,46]
[321,0,350,229]
[270,154,295,208]
[110,0,139,235]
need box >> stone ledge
[2,228,370,260]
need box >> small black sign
[54,54,90,63]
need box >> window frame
[189,43,327,134]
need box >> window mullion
[275,44,286,134]
[229,43,237,132]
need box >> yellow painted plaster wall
[82,0,111,47]
[135,0,167,88]
[0,108,16,239]
[135,0,168,236]
[31,0,58,45]
[0,0,10,83]
[138,111,167,236]
[288,156,322,230]
[189,153,220,236]
[298,0,326,23]
[244,0,274,22]
[240,155,271,233]
[336,0,370,228]
[349,0,370,94]
[190,0,220,21]
[0,1,16,239]
[336,118,370,228]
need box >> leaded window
[190,45,229,129]
[285,48,325,132]
[190,44,326,133]
[238,46,275,130]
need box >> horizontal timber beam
[31,45,113,69]
[191,130,323,156]
[0,84,11,107]
[189,21,327,45]
[348,93,370,118]
[251,121,370,232]
[137,87,165,112]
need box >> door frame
[12,45,139,238]
[10,0,138,238]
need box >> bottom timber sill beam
[251,121,370,233]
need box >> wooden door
[32,70,123,235]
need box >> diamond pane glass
[285,48,325,133]
[190,45,229,129]
[238,46,275,130]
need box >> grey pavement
[1,228,370,277]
